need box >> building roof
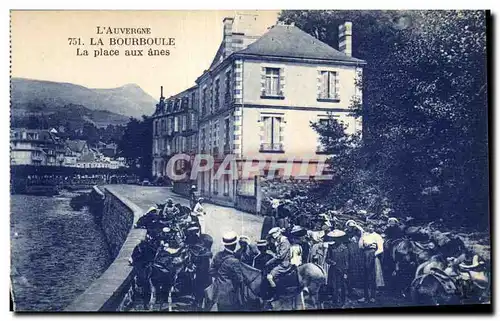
[66,140,88,153]
[237,24,365,64]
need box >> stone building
[151,85,198,180]
[10,128,65,166]
[152,14,365,211]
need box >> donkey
[238,262,326,311]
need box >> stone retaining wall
[65,185,146,311]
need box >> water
[10,192,112,311]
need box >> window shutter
[279,68,285,96]
[317,70,323,99]
[334,71,340,99]
[272,117,281,146]
[261,67,266,96]
[264,117,272,145]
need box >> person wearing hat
[191,197,207,234]
[265,227,292,288]
[161,198,179,221]
[252,240,275,271]
[189,184,197,210]
[208,231,244,311]
[185,223,201,246]
[235,235,259,266]
[185,223,213,310]
[358,222,385,303]
[385,217,404,240]
[343,220,365,293]
[135,206,160,230]
[324,229,350,308]
[289,226,307,267]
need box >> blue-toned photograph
[9,10,490,312]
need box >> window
[174,117,179,132]
[316,116,338,154]
[191,92,196,109]
[182,115,187,131]
[319,71,339,100]
[202,88,207,115]
[161,119,165,133]
[213,178,218,195]
[181,137,186,152]
[190,113,196,130]
[201,128,206,152]
[223,175,229,196]
[264,68,281,96]
[261,116,283,152]
[225,70,232,102]
[224,118,230,149]
[214,79,220,110]
[212,121,219,154]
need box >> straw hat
[239,235,251,243]
[222,231,239,246]
[323,229,347,243]
[345,220,358,228]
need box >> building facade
[10,128,65,166]
[152,86,198,179]
[152,15,365,209]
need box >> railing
[259,143,284,153]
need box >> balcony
[259,143,284,153]
[223,143,231,155]
[212,147,219,157]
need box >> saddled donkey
[148,245,191,311]
[411,253,490,306]
[239,262,326,311]
[129,237,158,309]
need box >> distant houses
[10,128,127,169]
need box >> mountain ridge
[11,77,157,119]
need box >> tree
[281,10,488,229]
[117,115,153,178]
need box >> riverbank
[65,186,146,311]
[10,191,111,311]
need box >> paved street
[106,185,264,253]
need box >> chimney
[160,85,164,98]
[223,17,234,58]
[338,21,353,56]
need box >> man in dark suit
[208,231,244,311]
[252,240,275,271]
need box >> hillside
[11,78,157,120]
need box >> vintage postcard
[9,10,491,312]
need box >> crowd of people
[128,187,490,311]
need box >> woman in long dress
[358,222,385,303]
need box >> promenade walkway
[108,185,264,253]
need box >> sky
[11,10,279,99]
